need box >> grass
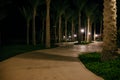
[79,52,120,80]
[0,44,46,61]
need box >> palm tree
[29,0,45,46]
[101,0,117,61]
[64,9,71,42]
[45,0,51,48]
[71,17,75,41]
[73,0,87,43]
[20,7,32,45]
[29,0,40,46]
[41,11,46,45]
[52,0,68,43]
[84,2,98,42]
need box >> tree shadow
[17,52,80,62]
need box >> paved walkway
[0,41,104,80]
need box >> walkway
[0,41,104,80]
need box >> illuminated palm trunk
[93,23,96,41]
[46,0,51,48]
[102,0,117,61]
[87,17,90,42]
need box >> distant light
[81,29,84,33]
[95,34,98,37]
[88,32,91,35]
[63,36,65,38]
[74,34,77,37]
[69,36,71,38]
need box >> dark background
[0,0,120,46]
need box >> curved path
[0,41,103,80]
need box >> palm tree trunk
[78,12,81,43]
[87,17,90,42]
[94,23,96,41]
[41,18,45,45]
[58,15,62,42]
[71,18,75,41]
[84,21,87,42]
[27,21,30,45]
[89,22,92,42]
[54,23,57,43]
[46,0,51,48]
[101,0,117,61]
[100,20,103,41]
[32,7,36,46]
[65,18,67,42]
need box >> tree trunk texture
[54,23,57,43]
[58,15,62,42]
[71,19,75,41]
[84,22,87,42]
[41,18,45,45]
[94,23,96,41]
[87,17,90,42]
[32,7,36,46]
[78,12,81,43]
[89,22,92,42]
[65,18,67,42]
[27,21,30,45]
[101,0,117,61]
[46,0,51,48]
[100,20,103,41]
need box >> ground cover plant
[79,52,120,80]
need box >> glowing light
[81,29,84,33]
[63,36,65,38]
[95,34,98,37]
[88,32,91,35]
[74,34,77,37]
[69,36,71,38]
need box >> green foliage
[0,44,45,61]
[79,52,120,80]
